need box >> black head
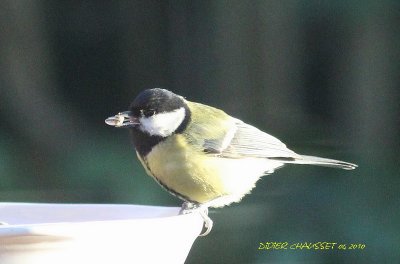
[126,88,191,156]
[105,88,191,156]
[129,88,186,118]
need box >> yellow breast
[140,134,279,205]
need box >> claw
[198,208,213,236]
[180,202,213,236]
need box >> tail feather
[272,155,358,170]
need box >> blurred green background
[0,1,399,263]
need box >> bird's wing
[203,119,301,159]
[185,102,356,170]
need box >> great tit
[106,88,356,210]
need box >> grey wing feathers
[204,119,357,170]
[288,155,357,170]
[205,119,301,159]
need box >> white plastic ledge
[0,203,204,264]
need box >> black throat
[129,129,165,157]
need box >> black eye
[142,109,155,117]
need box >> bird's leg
[179,201,198,214]
[180,201,213,236]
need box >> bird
[105,88,357,235]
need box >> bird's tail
[273,155,357,170]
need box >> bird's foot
[180,202,213,236]
[179,201,199,214]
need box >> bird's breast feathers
[141,133,283,206]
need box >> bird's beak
[105,111,139,128]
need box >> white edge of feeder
[0,203,204,264]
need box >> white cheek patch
[139,107,186,137]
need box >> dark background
[0,1,399,263]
